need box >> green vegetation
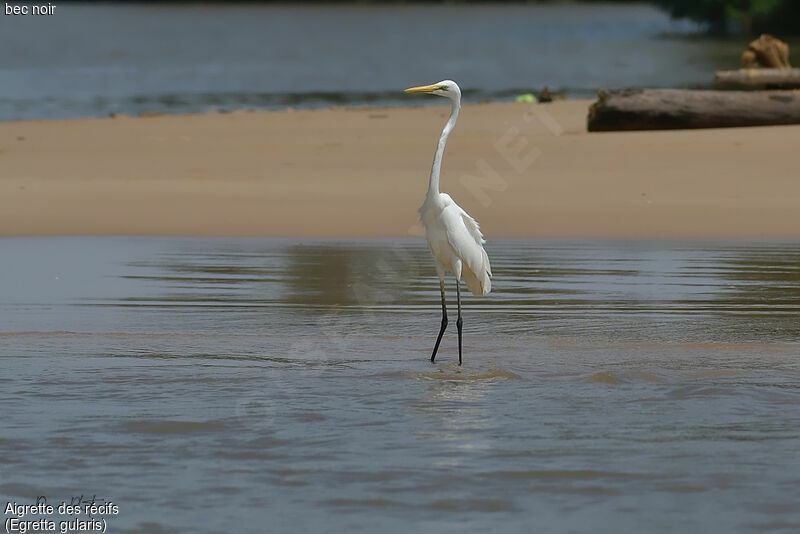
[653,0,800,34]
[53,0,800,35]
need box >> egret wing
[443,202,492,296]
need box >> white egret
[405,80,492,366]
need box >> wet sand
[1,100,798,238]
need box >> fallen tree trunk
[588,89,800,132]
[715,68,800,88]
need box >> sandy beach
[1,100,798,238]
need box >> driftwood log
[741,34,791,69]
[719,35,798,88]
[588,89,800,132]
[715,68,800,88]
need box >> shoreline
[1,100,799,239]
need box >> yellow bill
[404,83,441,94]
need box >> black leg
[431,279,447,363]
[456,280,463,366]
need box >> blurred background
[1,0,799,120]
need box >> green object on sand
[516,93,537,103]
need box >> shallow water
[2,238,800,532]
[3,4,797,119]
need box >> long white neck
[427,98,460,201]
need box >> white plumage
[405,79,492,364]
[419,193,492,297]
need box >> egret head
[404,80,461,102]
